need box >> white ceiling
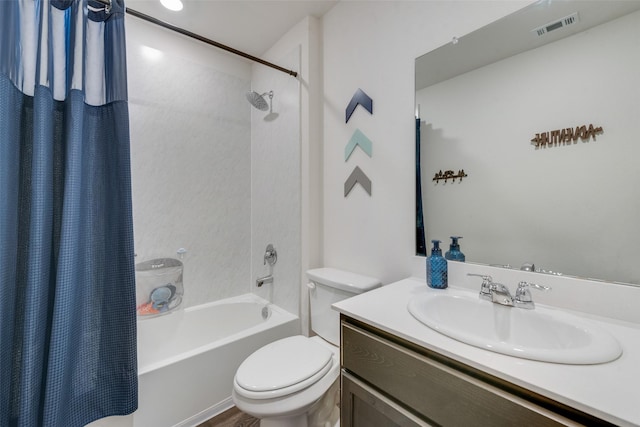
[125,0,338,57]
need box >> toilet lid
[235,336,333,396]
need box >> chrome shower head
[246,90,272,111]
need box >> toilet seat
[234,336,334,400]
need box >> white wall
[126,16,253,308]
[321,1,531,285]
[417,10,640,284]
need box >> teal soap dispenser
[445,236,465,262]
[427,240,448,289]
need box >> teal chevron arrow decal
[345,129,373,161]
[345,88,373,123]
[344,166,372,197]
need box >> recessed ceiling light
[160,0,183,12]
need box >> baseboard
[175,397,234,427]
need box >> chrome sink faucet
[490,282,515,306]
[468,274,513,306]
[520,262,536,272]
[467,274,550,309]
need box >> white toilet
[232,268,381,427]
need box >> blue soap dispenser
[427,240,448,289]
[445,236,465,262]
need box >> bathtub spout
[256,275,273,287]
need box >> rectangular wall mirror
[415,0,640,286]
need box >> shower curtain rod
[94,0,299,78]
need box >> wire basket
[136,258,184,318]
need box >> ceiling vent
[532,12,580,37]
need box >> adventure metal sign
[531,124,604,148]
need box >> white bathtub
[88,293,299,427]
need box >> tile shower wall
[126,17,252,308]
[250,47,301,316]
[247,17,321,331]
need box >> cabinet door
[342,321,587,427]
[342,370,434,427]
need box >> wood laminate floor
[197,406,259,427]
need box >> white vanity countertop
[333,277,640,427]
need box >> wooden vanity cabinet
[340,316,614,427]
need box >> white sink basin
[407,291,622,364]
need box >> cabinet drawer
[341,321,581,427]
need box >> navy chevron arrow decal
[344,166,372,197]
[345,88,373,123]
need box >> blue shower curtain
[0,1,137,426]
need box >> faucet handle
[514,281,550,309]
[263,244,277,266]
[467,273,493,301]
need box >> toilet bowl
[232,336,340,427]
[232,268,380,427]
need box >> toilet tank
[306,268,381,346]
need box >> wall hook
[433,169,468,183]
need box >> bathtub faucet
[257,244,277,287]
[256,275,273,287]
